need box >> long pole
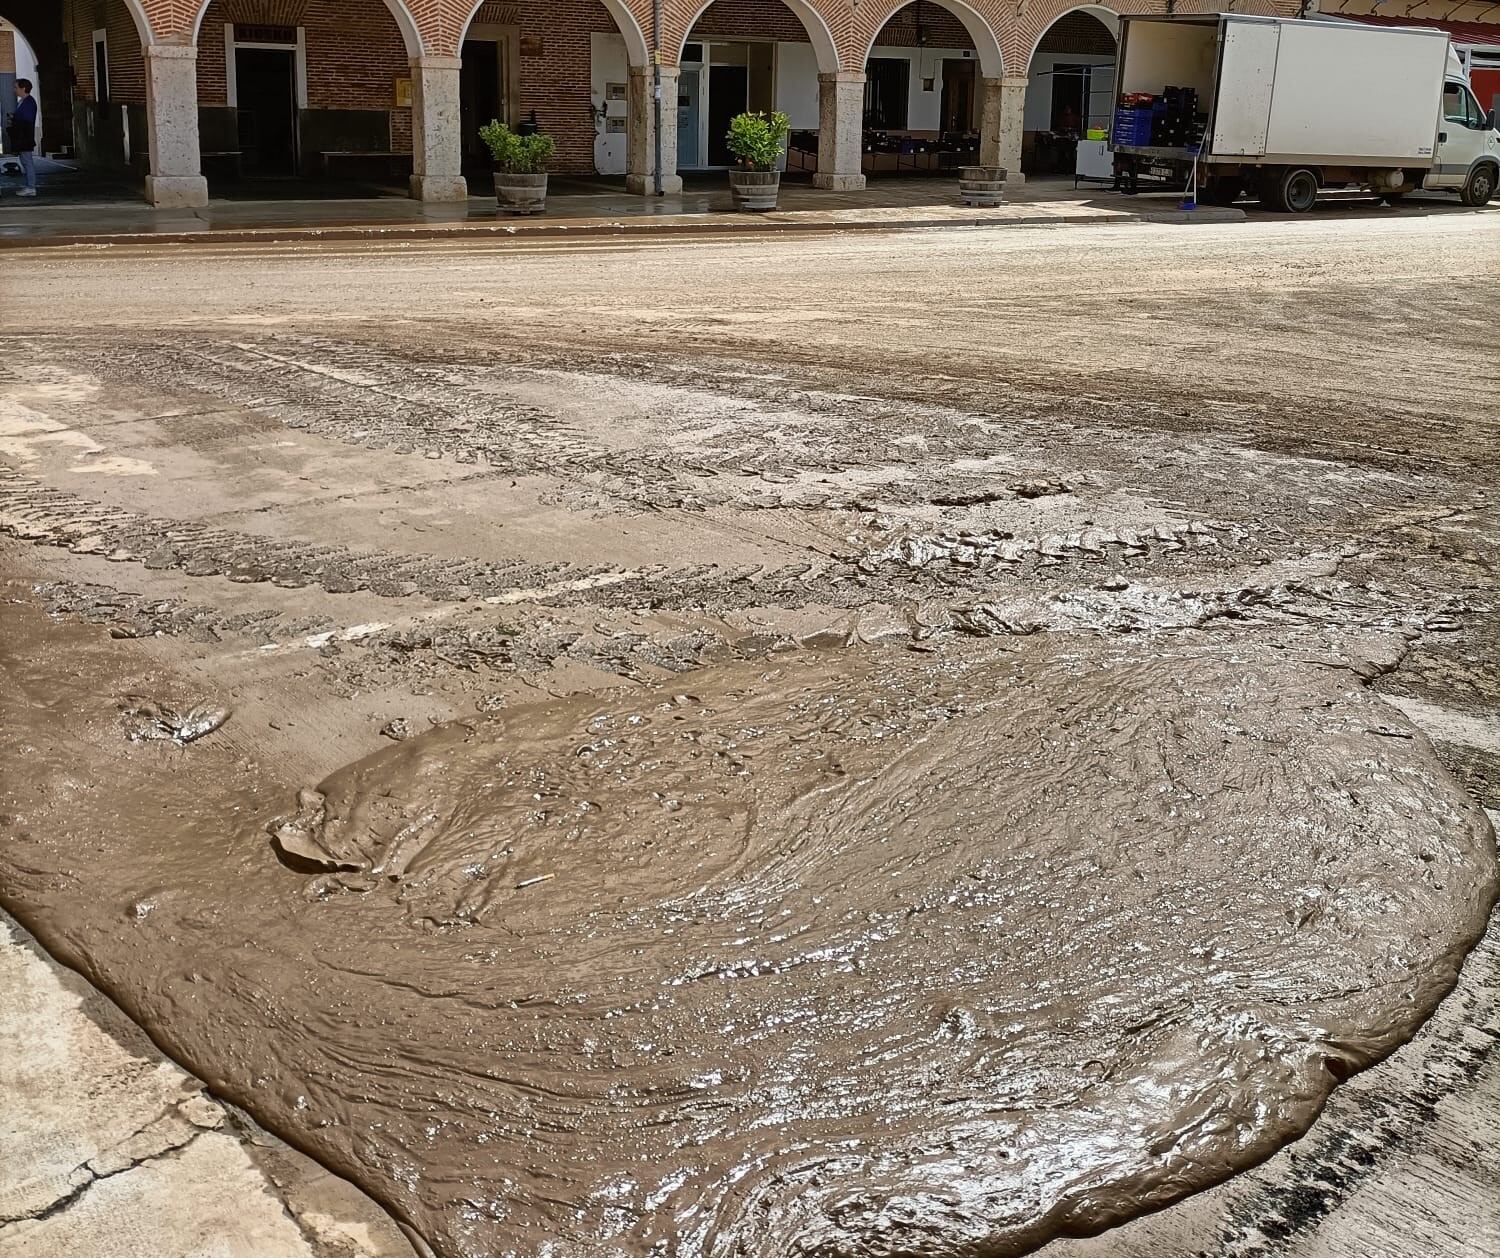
[653,0,664,196]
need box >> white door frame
[92,28,108,101]
[224,23,308,111]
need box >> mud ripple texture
[8,638,1490,1257]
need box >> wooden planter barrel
[495,171,548,215]
[729,169,781,212]
[958,166,1007,208]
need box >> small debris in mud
[1012,478,1074,499]
[381,718,415,741]
[930,488,1010,508]
[120,697,231,744]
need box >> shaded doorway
[707,64,748,166]
[461,39,504,168]
[941,58,976,132]
[236,47,297,175]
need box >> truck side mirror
[1487,109,1497,131]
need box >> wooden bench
[319,150,413,180]
[200,150,242,179]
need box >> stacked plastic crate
[1112,92,1157,147]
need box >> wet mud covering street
[2,214,1499,1256]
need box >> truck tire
[1201,176,1242,206]
[1460,163,1496,207]
[1269,167,1320,213]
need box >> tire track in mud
[3,332,1198,520]
[0,465,1272,618]
[20,334,697,514]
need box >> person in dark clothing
[9,79,38,197]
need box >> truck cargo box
[1115,15,1452,167]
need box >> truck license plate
[1148,164,1175,179]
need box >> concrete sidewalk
[0,912,420,1258]
[0,175,1242,249]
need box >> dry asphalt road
[1,209,1497,1256]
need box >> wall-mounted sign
[395,78,413,108]
[520,35,543,57]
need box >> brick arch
[89,0,156,42]
[1009,0,1137,76]
[849,0,1005,77]
[1012,0,1300,70]
[426,0,649,61]
[168,0,422,55]
[1174,0,1296,14]
[665,0,842,72]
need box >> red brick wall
[198,9,227,103]
[689,0,812,43]
[1036,11,1117,56]
[193,0,412,150]
[68,0,147,103]
[302,0,408,112]
[517,0,617,173]
[470,2,519,24]
[873,3,973,49]
[0,30,16,74]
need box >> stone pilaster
[813,72,866,192]
[979,76,1003,168]
[626,66,682,195]
[996,75,1029,186]
[142,44,208,209]
[410,55,468,203]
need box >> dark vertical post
[652,0,664,195]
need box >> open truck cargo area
[1110,14,1500,211]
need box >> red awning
[1335,12,1500,51]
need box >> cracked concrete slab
[0,912,416,1258]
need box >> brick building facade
[23,0,1300,205]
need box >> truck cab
[1429,78,1500,204]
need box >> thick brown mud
[2,613,1494,1257]
[3,222,1499,1255]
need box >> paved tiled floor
[0,167,1230,243]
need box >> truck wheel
[1460,164,1496,207]
[1201,176,1242,206]
[1271,167,1319,213]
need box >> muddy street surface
[2,214,1498,1257]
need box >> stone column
[410,55,467,203]
[813,72,866,192]
[996,74,1029,185]
[142,44,208,209]
[979,77,1003,167]
[626,65,682,195]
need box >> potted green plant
[726,111,790,211]
[479,120,556,215]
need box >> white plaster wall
[864,46,978,132]
[591,32,629,176]
[775,42,983,136]
[5,25,40,144]
[774,42,820,129]
[1024,51,1117,131]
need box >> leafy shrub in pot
[480,120,556,214]
[726,111,790,211]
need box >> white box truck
[1110,14,1500,210]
